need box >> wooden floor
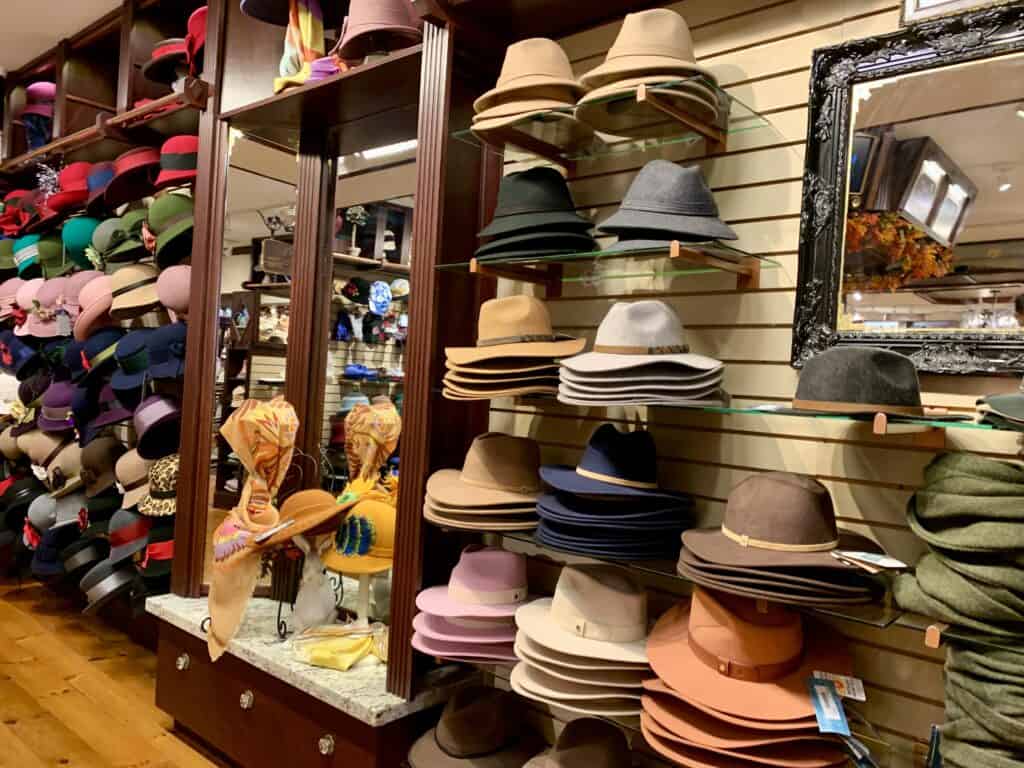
[0,582,221,768]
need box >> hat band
[122,476,148,492]
[111,276,157,299]
[149,488,177,500]
[141,540,174,568]
[109,518,151,548]
[621,199,717,218]
[721,524,838,553]
[688,633,804,683]
[476,333,562,347]
[161,152,198,171]
[448,580,526,606]
[456,471,540,497]
[593,343,689,355]
[87,343,118,371]
[64,543,103,571]
[554,610,646,643]
[14,244,39,266]
[41,437,72,471]
[119,348,149,375]
[575,466,658,490]
[85,568,136,604]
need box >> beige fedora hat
[446,295,585,367]
[447,359,561,377]
[474,38,586,114]
[512,663,643,702]
[511,664,642,717]
[442,379,559,399]
[424,503,538,532]
[109,262,160,320]
[516,631,650,672]
[425,493,535,516]
[444,369,562,387]
[426,432,541,507]
[516,564,649,664]
[515,638,649,688]
[580,9,716,90]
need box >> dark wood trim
[2,79,13,161]
[116,0,135,113]
[52,40,69,140]
[173,0,228,598]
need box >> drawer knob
[175,653,191,672]
[239,690,254,710]
[318,734,336,756]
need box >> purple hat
[23,82,56,119]
[308,56,341,82]
[416,546,528,619]
[134,395,181,460]
[73,384,132,446]
[37,380,77,434]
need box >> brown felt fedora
[524,718,632,768]
[681,472,881,570]
[642,679,819,733]
[474,38,586,114]
[445,296,585,367]
[647,589,852,722]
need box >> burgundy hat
[47,162,93,212]
[142,38,189,84]
[134,395,181,460]
[335,0,423,60]
[154,135,199,189]
[104,148,161,209]
[156,264,189,320]
[186,6,208,75]
[416,546,528,619]
[23,82,56,118]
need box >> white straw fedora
[515,631,650,671]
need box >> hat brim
[676,546,877,594]
[321,549,391,575]
[979,393,1024,420]
[103,165,160,208]
[411,632,516,661]
[141,51,189,85]
[536,524,680,561]
[446,337,585,367]
[150,359,186,380]
[105,238,148,263]
[259,504,346,548]
[154,169,198,190]
[560,350,723,375]
[647,604,852,722]
[415,584,525,620]
[425,494,536,516]
[155,218,194,268]
[443,382,559,400]
[473,97,576,122]
[681,527,883,570]
[136,416,181,461]
[644,679,821,732]
[48,190,89,213]
[580,58,717,90]
[516,631,649,672]
[82,568,137,615]
[424,505,537,532]
[110,284,160,320]
[510,664,641,717]
[111,370,147,393]
[556,389,724,409]
[447,359,561,376]
[108,535,148,565]
[539,465,689,503]
[515,639,649,688]
[537,503,690,532]
[86,405,133,434]
[474,76,586,114]
[516,597,647,664]
[675,560,878,606]
[560,363,722,386]
[73,302,114,342]
[413,612,515,644]
[138,495,176,517]
[84,469,117,498]
[426,468,538,508]
[478,208,594,239]
[444,370,561,387]
[476,231,595,258]
[558,376,723,397]
[599,208,737,241]
[122,482,150,510]
[512,663,642,702]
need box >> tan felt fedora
[473,86,578,121]
[511,664,641,717]
[515,565,649,664]
[447,359,561,377]
[445,369,562,387]
[515,639,648,688]
[516,632,650,672]
[426,432,541,508]
[424,504,537,532]
[524,718,633,768]
[642,679,819,732]
[425,494,536,516]
[647,590,852,722]
[444,386,558,401]
[682,472,883,570]
[580,9,716,90]
[109,262,160,320]
[474,38,585,114]
[445,296,585,367]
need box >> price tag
[832,550,908,571]
[812,671,866,701]
[807,679,850,736]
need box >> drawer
[156,623,424,767]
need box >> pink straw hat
[416,545,529,619]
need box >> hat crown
[688,587,804,679]
[795,346,922,410]
[82,436,124,474]
[545,718,632,768]
[449,545,528,604]
[476,295,558,346]
[148,193,193,232]
[116,449,152,486]
[575,423,659,487]
[28,495,56,529]
[148,454,179,492]
[63,217,101,252]
[87,163,116,193]
[435,687,521,758]
[550,564,647,642]
[35,277,69,308]
[460,432,541,494]
[608,9,696,63]
[492,167,576,219]
[724,472,839,550]
[497,38,575,87]
[620,161,718,219]
[594,300,687,352]
[92,219,121,250]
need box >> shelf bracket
[872,413,946,449]
[470,258,562,298]
[671,242,760,289]
[637,83,727,154]
[480,127,577,175]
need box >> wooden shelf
[220,47,423,153]
[333,253,412,277]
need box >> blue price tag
[807,678,851,736]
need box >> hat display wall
[793,346,924,417]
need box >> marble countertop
[146,594,472,727]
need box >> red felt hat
[104,147,161,209]
[47,161,93,213]
[0,191,31,237]
[186,6,208,75]
[154,135,199,189]
[142,38,189,85]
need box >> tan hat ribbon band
[111,276,158,299]
[593,343,689,355]
[555,612,646,643]
[449,580,526,606]
[688,633,803,683]
[575,466,657,489]
[721,524,838,552]
[477,333,563,347]
[457,472,540,496]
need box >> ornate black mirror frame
[793,3,1024,374]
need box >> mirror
[794,4,1024,374]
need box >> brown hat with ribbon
[116,449,153,509]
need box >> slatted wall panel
[482,1,1024,765]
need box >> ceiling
[0,0,122,73]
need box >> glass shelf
[452,76,771,169]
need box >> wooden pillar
[115,0,134,113]
[52,40,69,140]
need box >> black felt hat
[793,346,923,417]
[478,167,592,239]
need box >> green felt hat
[37,234,68,277]
[0,239,16,272]
[106,208,149,263]
[61,216,101,269]
[147,193,193,268]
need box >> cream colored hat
[117,449,153,509]
[580,9,716,90]
[474,38,586,114]
[0,425,24,460]
[109,262,160,320]
[426,432,541,508]
[515,564,649,664]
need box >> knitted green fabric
[893,574,1024,636]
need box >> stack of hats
[680,472,887,606]
[643,587,851,766]
[558,300,725,407]
[977,383,1024,432]
[443,296,583,400]
[538,424,692,560]
[412,546,527,663]
[575,9,723,140]
[471,39,593,152]
[597,161,738,253]
[512,565,651,718]
[894,452,1024,637]
[474,168,595,261]
[424,432,540,531]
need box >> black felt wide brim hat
[792,346,924,417]
[241,0,349,27]
[475,231,597,259]
[478,167,591,239]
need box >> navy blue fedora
[81,327,126,384]
[539,423,688,501]
[0,329,41,380]
[537,493,691,531]
[147,321,186,380]
[62,339,89,383]
[535,520,681,561]
[111,328,153,394]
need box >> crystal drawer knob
[175,653,190,672]
[239,690,254,710]
[318,734,336,756]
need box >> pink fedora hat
[156,264,190,320]
[29,277,69,338]
[335,0,423,60]
[411,631,518,662]
[416,545,528,619]
[73,275,114,342]
[14,278,44,337]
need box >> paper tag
[812,671,866,701]
[832,550,908,571]
[807,679,850,736]
[254,519,295,543]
